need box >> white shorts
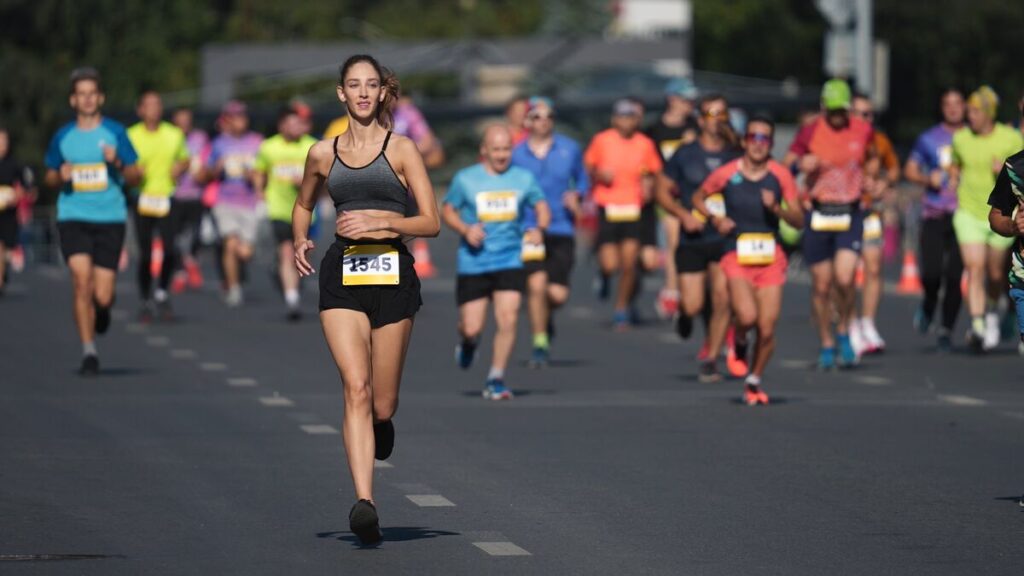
[213,204,259,245]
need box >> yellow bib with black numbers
[604,203,641,223]
[810,211,852,232]
[72,163,108,192]
[138,193,171,217]
[0,186,15,209]
[521,236,546,262]
[342,245,400,286]
[476,191,518,222]
[863,213,882,240]
[272,162,304,182]
[736,233,776,266]
[693,193,725,223]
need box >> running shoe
[936,329,953,353]
[726,328,749,378]
[913,305,932,335]
[743,384,768,406]
[983,312,1000,351]
[612,310,631,332]
[966,328,984,354]
[698,361,722,383]
[455,339,476,370]
[482,379,513,400]
[349,499,383,545]
[185,258,203,289]
[224,286,244,308]
[654,289,678,320]
[528,346,549,369]
[171,271,187,294]
[156,299,174,322]
[94,302,112,334]
[593,273,610,301]
[861,319,885,354]
[286,308,302,323]
[817,347,836,371]
[138,301,156,323]
[837,334,858,367]
[675,313,693,340]
[696,341,710,362]
[373,420,394,460]
[78,354,99,377]
[848,319,867,356]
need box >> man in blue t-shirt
[511,97,589,367]
[43,67,140,377]
[443,125,550,400]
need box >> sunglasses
[703,110,729,120]
[745,133,773,145]
[528,112,554,121]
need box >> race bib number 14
[736,233,776,265]
[342,245,400,286]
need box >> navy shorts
[801,204,864,266]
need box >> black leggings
[171,199,204,259]
[919,214,962,331]
[133,211,177,298]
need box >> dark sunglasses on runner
[745,133,773,145]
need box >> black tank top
[327,131,408,214]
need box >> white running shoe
[983,312,1000,351]
[860,317,885,353]
[848,319,868,356]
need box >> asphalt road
[1,227,1022,575]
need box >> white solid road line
[169,349,197,359]
[937,394,989,407]
[259,396,294,407]
[226,377,258,387]
[855,375,892,386]
[145,336,170,347]
[473,542,531,556]
[374,461,394,469]
[124,323,148,334]
[300,424,339,435]
[199,362,227,371]
[405,494,455,507]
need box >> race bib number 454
[476,191,518,222]
[72,163,109,192]
[342,245,400,286]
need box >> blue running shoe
[455,339,476,370]
[612,310,631,332]
[913,305,932,335]
[482,379,513,400]
[528,346,549,369]
[817,347,836,371]
[837,334,858,367]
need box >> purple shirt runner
[908,124,958,219]
[207,132,263,208]
[175,130,209,201]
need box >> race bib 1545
[342,245,400,286]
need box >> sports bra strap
[333,135,341,161]
[382,131,392,151]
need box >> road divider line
[300,424,339,435]
[473,542,531,556]
[227,377,257,387]
[855,375,892,386]
[145,336,170,347]
[200,362,227,372]
[125,323,148,334]
[938,394,988,407]
[259,396,294,407]
[374,461,394,469]
[406,494,455,507]
[170,349,197,359]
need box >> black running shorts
[58,221,126,270]
[318,237,422,328]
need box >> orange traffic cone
[855,260,865,287]
[412,238,436,279]
[150,237,164,278]
[896,250,923,294]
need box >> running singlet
[255,134,317,222]
[174,130,210,201]
[908,124,958,219]
[988,151,1024,286]
[665,141,741,243]
[444,164,544,275]
[45,118,138,223]
[702,159,798,259]
[207,132,263,208]
[128,121,189,217]
[788,115,873,204]
[511,133,590,237]
[953,123,1023,220]
[584,128,663,211]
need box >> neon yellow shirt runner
[127,122,188,198]
[952,123,1023,220]
[255,134,317,222]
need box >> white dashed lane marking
[200,362,227,372]
[300,424,339,435]
[170,349,197,359]
[405,494,455,507]
[473,542,531,556]
[780,358,810,369]
[855,375,892,386]
[145,336,170,347]
[938,394,988,407]
[259,396,294,407]
[374,461,394,469]
[226,377,257,387]
[125,323,148,334]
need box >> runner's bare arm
[654,172,689,223]
[292,141,330,276]
[988,202,1024,238]
[385,136,440,237]
[441,202,485,248]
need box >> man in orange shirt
[585,98,664,330]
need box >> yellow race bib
[521,236,546,262]
[810,211,852,232]
[476,191,519,222]
[863,213,882,240]
[272,163,304,182]
[138,194,171,218]
[72,163,109,192]
[604,204,641,223]
[0,186,15,209]
[342,245,400,286]
[693,193,725,223]
[736,233,776,266]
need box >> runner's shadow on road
[517,359,589,368]
[74,367,153,378]
[728,396,796,406]
[317,527,460,547]
[459,389,556,398]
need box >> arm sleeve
[907,134,929,167]
[769,161,799,203]
[442,173,464,207]
[988,165,1017,216]
[951,134,964,167]
[788,123,815,156]
[115,125,138,166]
[572,145,591,197]
[644,139,664,174]
[254,143,270,173]
[525,174,545,206]
[44,131,64,170]
[701,162,735,195]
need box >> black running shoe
[79,354,99,377]
[675,313,693,340]
[349,499,383,545]
[156,299,174,322]
[374,420,394,461]
[94,303,112,335]
[697,361,722,383]
[286,308,301,323]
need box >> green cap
[821,78,852,110]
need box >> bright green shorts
[953,209,1015,249]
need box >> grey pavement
[1,227,1022,575]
